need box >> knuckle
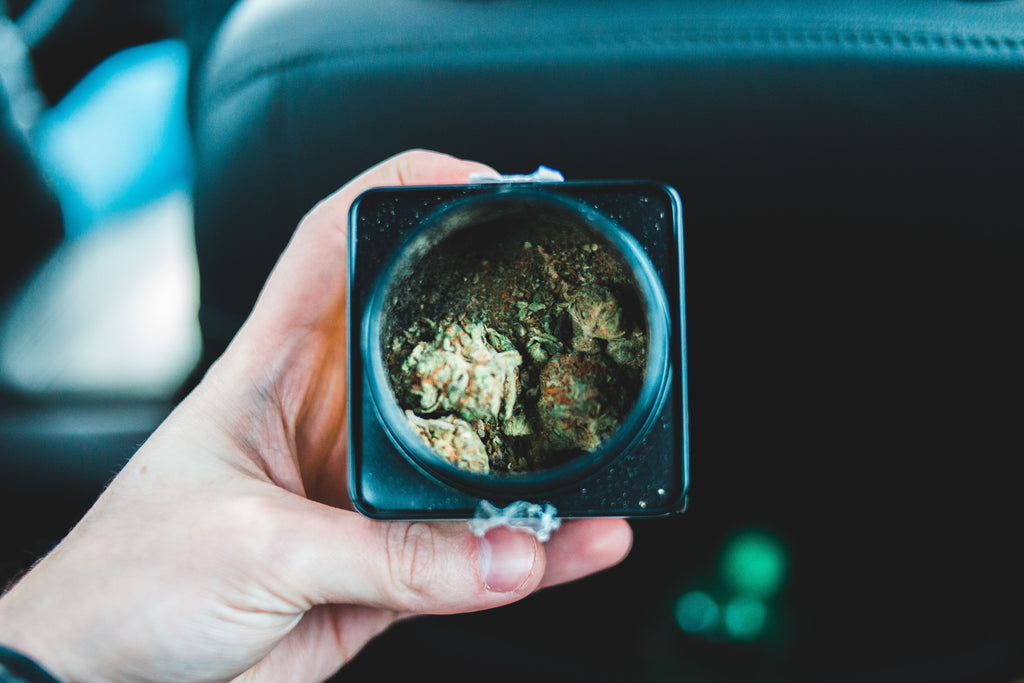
[383,522,438,608]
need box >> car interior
[2,0,1023,680]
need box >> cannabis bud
[537,353,625,451]
[387,232,648,474]
[404,410,490,473]
[570,284,623,339]
[397,321,522,423]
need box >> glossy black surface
[348,182,689,518]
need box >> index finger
[241,149,497,349]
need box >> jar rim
[363,189,671,497]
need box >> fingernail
[478,527,538,593]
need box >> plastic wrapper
[467,500,562,542]
[468,166,564,184]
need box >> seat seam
[201,24,1024,107]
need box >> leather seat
[194,0,1024,347]
[192,1,1024,680]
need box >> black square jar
[347,181,688,518]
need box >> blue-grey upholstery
[192,1,1024,680]
[195,0,1024,347]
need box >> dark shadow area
[340,319,1024,682]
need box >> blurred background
[1,2,202,586]
[3,1,1024,681]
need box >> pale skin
[0,151,633,683]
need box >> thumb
[282,498,546,614]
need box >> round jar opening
[365,191,669,496]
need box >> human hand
[0,150,633,683]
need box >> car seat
[192,1,1024,680]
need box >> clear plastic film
[467,500,562,542]
[467,166,564,185]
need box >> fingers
[244,150,496,340]
[312,149,498,234]
[284,498,546,616]
[206,150,498,472]
[236,604,396,683]
[280,495,632,616]
[540,519,633,588]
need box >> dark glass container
[348,181,688,518]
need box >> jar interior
[378,196,651,478]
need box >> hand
[0,150,633,683]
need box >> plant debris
[386,226,646,474]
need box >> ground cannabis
[386,227,647,474]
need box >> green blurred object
[721,530,787,598]
[724,595,768,640]
[675,590,720,634]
